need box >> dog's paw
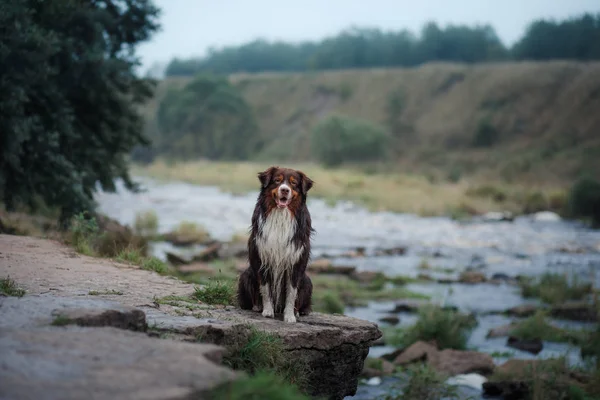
[252,305,262,312]
[262,308,274,318]
[283,313,297,323]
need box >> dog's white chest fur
[256,209,303,269]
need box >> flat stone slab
[0,235,382,399]
[0,295,145,330]
[147,306,381,399]
[0,327,236,400]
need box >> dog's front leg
[260,282,274,318]
[283,277,298,323]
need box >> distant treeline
[165,14,600,76]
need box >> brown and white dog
[237,166,314,323]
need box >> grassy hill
[144,61,600,187]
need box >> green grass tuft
[520,273,592,305]
[511,311,586,345]
[116,247,144,264]
[385,364,459,400]
[313,292,345,314]
[141,256,168,274]
[364,357,384,371]
[134,210,159,238]
[0,277,26,297]
[391,305,477,350]
[88,289,123,296]
[208,370,310,400]
[116,248,168,274]
[222,327,310,390]
[193,278,236,305]
[68,212,99,256]
[489,350,516,358]
[51,315,71,326]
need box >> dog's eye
[274,176,282,184]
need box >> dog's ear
[298,171,314,194]
[258,166,277,189]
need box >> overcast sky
[137,0,600,73]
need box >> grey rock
[0,327,237,400]
[392,300,428,313]
[147,308,382,399]
[505,304,539,318]
[53,306,147,331]
[0,295,143,330]
[507,336,543,355]
[379,315,400,325]
[430,349,495,376]
[486,323,517,338]
[0,234,382,400]
[550,302,598,322]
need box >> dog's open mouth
[276,196,290,209]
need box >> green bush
[472,117,499,147]
[311,115,389,167]
[156,74,260,160]
[68,212,100,256]
[568,177,600,227]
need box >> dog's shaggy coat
[237,166,314,323]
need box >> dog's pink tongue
[277,198,288,208]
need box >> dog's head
[257,166,314,210]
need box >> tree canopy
[153,74,260,160]
[164,14,600,77]
[0,0,160,224]
[513,14,600,61]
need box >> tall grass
[134,160,565,217]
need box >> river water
[96,177,600,399]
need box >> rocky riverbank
[0,234,381,400]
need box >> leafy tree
[514,14,600,61]
[311,115,389,167]
[0,0,160,225]
[164,22,508,76]
[165,13,600,77]
[155,74,260,160]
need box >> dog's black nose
[280,187,290,195]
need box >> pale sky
[137,0,600,73]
